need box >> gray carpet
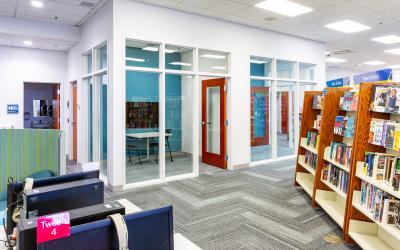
[103,159,360,250]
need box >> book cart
[344,82,400,250]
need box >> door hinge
[224,85,228,92]
[226,120,229,126]
[226,155,229,161]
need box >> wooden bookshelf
[343,82,400,249]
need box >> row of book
[372,85,400,114]
[312,95,324,109]
[369,118,400,150]
[360,180,400,228]
[313,115,322,130]
[340,91,359,111]
[329,142,352,168]
[321,163,349,194]
[306,131,319,148]
[305,150,317,170]
[362,152,400,191]
[334,116,355,138]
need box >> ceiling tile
[210,1,248,14]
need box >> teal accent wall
[125,47,183,153]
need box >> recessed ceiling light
[388,65,400,69]
[142,46,159,52]
[250,59,266,64]
[325,57,346,63]
[201,54,226,59]
[325,20,370,33]
[363,61,386,66]
[324,51,330,55]
[255,0,313,17]
[169,62,192,66]
[371,35,400,44]
[126,57,145,62]
[23,40,33,46]
[211,66,226,70]
[384,48,400,55]
[31,0,43,8]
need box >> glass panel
[250,56,272,77]
[299,83,315,132]
[250,80,272,162]
[277,81,296,157]
[206,86,221,154]
[165,45,194,71]
[199,49,229,74]
[125,40,159,68]
[125,71,160,183]
[165,74,194,177]
[86,52,92,74]
[87,77,93,162]
[299,63,315,81]
[96,45,107,70]
[277,60,295,79]
[99,74,107,176]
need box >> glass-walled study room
[250,57,316,163]
[124,40,206,185]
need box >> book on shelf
[305,150,317,170]
[360,180,400,228]
[321,163,329,181]
[333,116,355,138]
[329,141,352,168]
[313,115,322,130]
[312,95,324,109]
[371,85,400,113]
[368,118,400,150]
[306,131,319,149]
[385,121,396,149]
[322,164,349,194]
[339,91,359,111]
[362,153,400,191]
[368,118,385,146]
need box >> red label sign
[36,212,70,244]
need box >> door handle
[201,121,212,125]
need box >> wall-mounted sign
[353,69,392,85]
[326,77,350,87]
[7,104,19,114]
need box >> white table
[0,199,201,250]
[126,132,172,164]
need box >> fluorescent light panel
[23,40,33,46]
[371,35,400,44]
[31,0,43,8]
[169,62,192,66]
[126,57,145,62]
[385,48,400,55]
[325,20,370,33]
[255,0,313,17]
[201,54,226,59]
[363,61,386,66]
[250,59,266,64]
[212,66,226,70]
[142,47,175,53]
[388,65,400,69]
[325,57,346,63]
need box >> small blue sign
[353,69,392,85]
[7,104,19,114]
[326,77,350,87]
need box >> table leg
[147,138,150,159]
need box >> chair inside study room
[126,136,142,165]
[150,129,173,163]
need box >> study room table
[126,132,172,164]
[0,199,201,250]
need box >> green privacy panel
[0,129,61,193]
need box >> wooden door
[251,87,269,146]
[72,83,78,161]
[281,92,289,134]
[201,78,227,169]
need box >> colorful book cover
[334,116,344,135]
[382,199,400,225]
[373,86,388,112]
[374,154,386,181]
[342,92,354,110]
[393,158,400,191]
[384,122,396,149]
[385,87,400,113]
[344,117,355,138]
[351,92,359,111]
[394,123,400,151]
[369,119,384,146]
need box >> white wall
[112,0,326,179]
[0,46,67,129]
[326,67,366,81]
[67,0,113,171]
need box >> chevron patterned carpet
[104,160,361,250]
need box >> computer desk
[0,198,201,250]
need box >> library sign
[353,69,392,85]
[326,77,350,87]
